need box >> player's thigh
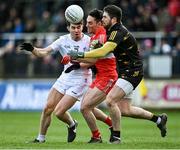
[55,94,77,114]
[46,88,64,109]
[106,85,126,103]
[81,87,106,109]
[107,78,134,103]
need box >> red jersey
[89,26,118,94]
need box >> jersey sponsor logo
[132,71,140,77]
[109,31,117,40]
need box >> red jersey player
[80,9,117,143]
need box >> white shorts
[52,79,89,101]
[115,78,134,99]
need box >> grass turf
[0,110,180,149]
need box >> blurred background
[0,0,180,110]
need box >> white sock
[69,120,75,128]
[37,134,45,141]
[156,117,161,124]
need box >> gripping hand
[65,62,80,73]
[20,43,34,52]
[61,55,71,65]
[90,40,103,49]
[67,50,84,59]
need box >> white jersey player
[20,21,92,143]
[20,21,114,143]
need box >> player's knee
[105,95,115,108]
[54,107,64,118]
[43,105,54,116]
[80,104,88,114]
[121,109,129,116]
[120,106,131,116]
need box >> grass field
[0,110,180,149]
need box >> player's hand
[20,43,34,52]
[67,50,84,59]
[65,62,80,73]
[61,55,71,65]
[90,40,103,49]
[93,42,102,49]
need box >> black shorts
[118,69,143,89]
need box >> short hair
[103,5,122,22]
[88,9,103,22]
[66,20,83,27]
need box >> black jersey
[107,23,143,88]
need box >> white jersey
[50,33,92,86]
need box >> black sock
[112,131,120,138]
[150,115,159,123]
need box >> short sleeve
[49,37,62,52]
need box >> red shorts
[90,77,117,94]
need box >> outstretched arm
[32,46,52,57]
[19,43,52,57]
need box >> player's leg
[106,78,134,144]
[117,99,153,119]
[54,94,78,142]
[54,94,77,125]
[105,85,125,144]
[93,107,112,128]
[33,88,64,143]
[80,87,106,143]
[117,100,167,137]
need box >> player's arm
[85,41,117,58]
[19,43,52,57]
[68,41,117,59]
[32,46,52,57]
[64,61,95,73]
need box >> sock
[92,130,101,139]
[156,117,162,124]
[37,134,45,141]
[112,130,120,138]
[69,120,75,128]
[150,115,159,123]
[104,117,112,127]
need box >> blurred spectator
[24,19,36,33]
[168,0,180,17]
[172,38,180,75]
[0,41,29,77]
[160,39,172,54]
[141,39,154,57]
[36,10,52,32]
[140,39,154,76]
[141,6,156,31]
[172,38,180,57]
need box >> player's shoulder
[80,33,90,43]
[59,34,71,40]
[82,33,90,40]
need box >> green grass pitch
[0,110,180,149]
